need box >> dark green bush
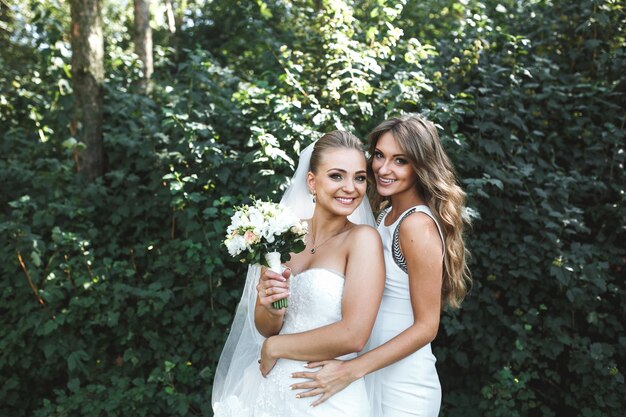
[0,1,623,416]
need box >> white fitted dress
[365,205,443,417]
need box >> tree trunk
[134,0,153,94]
[164,0,176,34]
[70,0,104,180]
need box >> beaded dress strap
[375,207,391,226]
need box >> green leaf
[67,350,89,373]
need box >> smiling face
[371,132,418,200]
[307,148,367,217]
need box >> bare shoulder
[348,224,380,246]
[399,212,442,253]
[344,224,384,279]
[349,224,380,239]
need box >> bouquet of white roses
[224,199,308,308]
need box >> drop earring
[311,190,316,203]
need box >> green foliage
[1,0,624,416]
[421,2,626,416]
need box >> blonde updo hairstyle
[367,114,471,308]
[309,130,365,174]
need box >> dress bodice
[374,205,444,337]
[280,268,345,335]
[252,267,368,417]
[215,266,368,417]
[378,211,412,301]
[377,205,444,302]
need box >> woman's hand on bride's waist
[289,359,358,406]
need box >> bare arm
[260,226,385,375]
[292,213,443,405]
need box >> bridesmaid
[291,114,471,417]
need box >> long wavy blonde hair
[367,114,471,308]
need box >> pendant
[310,248,316,254]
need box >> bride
[212,130,385,416]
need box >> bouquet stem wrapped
[265,252,288,309]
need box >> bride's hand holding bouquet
[224,199,307,309]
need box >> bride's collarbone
[307,227,355,253]
[289,244,349,277]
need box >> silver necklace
[309,221,349,254]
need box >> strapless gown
[215,268,370,417]
[365,206,442,417]
[254,268,369,417]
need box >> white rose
[248,207,268,235]
[265,214,290,238]
[258,201,278,217]
[291,220,308,236]
[229,209,252,232]
[225,235,247,256]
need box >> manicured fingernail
[295,394,300,399]
[303,364,309,368]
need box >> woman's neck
[308,211,350,242]
[388,191,425,222]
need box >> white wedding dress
[254,268,369,416]
[213,267,369,417]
